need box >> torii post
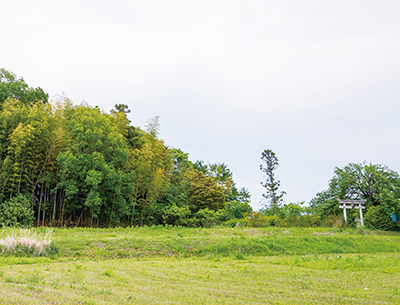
[338,199,366,226]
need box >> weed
[355,222,370,235]
[103,269,114,277]
[234,252,246,260]
[95,288,112,295]
[51,279,60,289]
[26,271,43,284]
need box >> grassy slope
[0,226,399,304]
[52,226,400,259]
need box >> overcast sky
[2,0,400,209]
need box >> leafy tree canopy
[0,69,251,228]
[0,69,48,107]
[310,162,400,230]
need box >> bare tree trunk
[58,190,62,223]
[131,188,138,227]
[51,191,57,226]
[77,209,84,227]
[37,185,43,227]
[60,191,65,227]
[110,201,115,226]
[42,187,46,226]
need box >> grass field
[0,226,399,304]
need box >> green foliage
[276,215,321,227]
[220,200,252,221]
[0,195,34,227]
[187,170,225,213]
[129,118,172,226]
[241,201,344,228]
[365,205,399,231]
[57,104,133,225]
[194,208,220,227]
[319,214,345,228]
[221,218,246,227]
[161,203,192,226]
[260,149,285,214]
[310,162,400,231]
[0,69,251,228]
[0,68,48,107]
[194,161,236,200]
[243,212,279,227]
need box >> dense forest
[1,69,400,231]
[0,69,251,227]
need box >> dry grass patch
[0,229,58,257]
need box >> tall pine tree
[260,149,285,214]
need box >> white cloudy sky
[2,0,400,209]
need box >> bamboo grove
[0,69,252,227]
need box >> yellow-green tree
[129,116,172,226]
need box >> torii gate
[338,199,366,226]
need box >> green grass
[0,226,399,304]
[49,226,400,259]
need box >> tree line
[258,149,400,231]
[1,68,399,231]
[0,69,251,227]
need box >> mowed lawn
[0,226,399,304]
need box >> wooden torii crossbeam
[338,199,366,226]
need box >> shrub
[279,215,321,227]
[320,214,345,228]
[221,218,247,227]
[364,206,399,231]
[194,208,220,228]
[162,203,191,226]
[0,194,34,227]
[221,201,253,221]
[243,212,278,227]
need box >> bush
[0,194,34,227]
[243,212,278,227]
[221,201,253,221]
[278,215,321,227]
[364,206,399,231]
[320,214,345,228]
[194,208,220,228]
[162,203,192,226]
[221,218,247,227]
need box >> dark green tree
[0,194,34,227]
[57,103,132,226]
